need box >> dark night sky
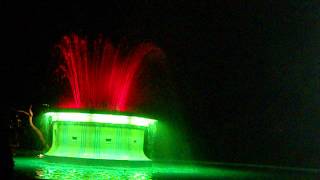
[2,1,320,168]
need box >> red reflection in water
[55,34,161,111]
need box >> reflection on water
[34,165,151,179]
[15,157,151,179]
[33,164,151,179]
[14,156,254,179]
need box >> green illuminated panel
[43,112,157,161]
[45,112,156,127]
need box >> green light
[45,112,156,127]
[42,111,157,161]
[14,157,258,179]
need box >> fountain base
[43,111,156,161]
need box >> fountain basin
[42,111,157,161]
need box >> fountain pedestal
[43,112,156,161]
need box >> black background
[1,1,320,168]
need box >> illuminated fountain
[14,33,294,179]
[42,34,162,161]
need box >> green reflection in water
[14,157,256,179]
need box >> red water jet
[54,34,162,111]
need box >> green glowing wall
[43,112,156,161]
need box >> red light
[55,34,162,112]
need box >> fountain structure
[42,34,162,161]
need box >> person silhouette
[16,105,49,151]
